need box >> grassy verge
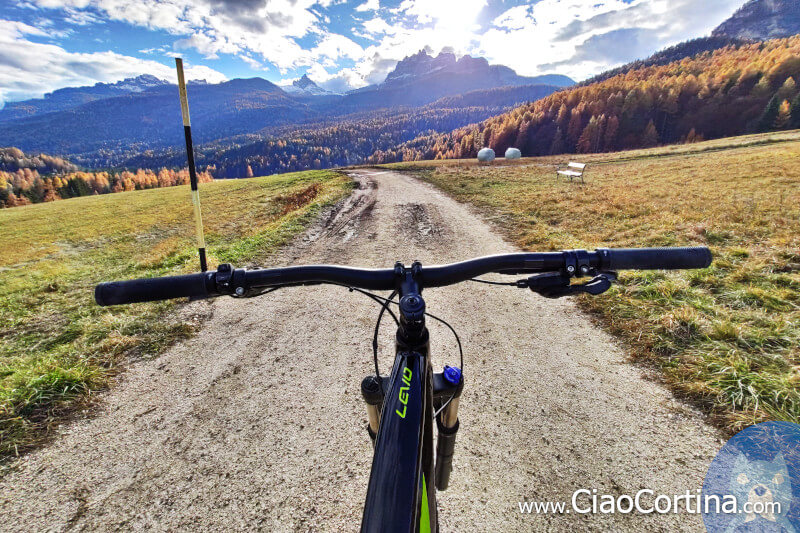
[0,170,352,461]
[383,132,800,432]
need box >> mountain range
[0,74,172,123]
[0,50,572,162]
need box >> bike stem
[394,261,429,354]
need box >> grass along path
[0,170,352,462]
[383,132,800,432]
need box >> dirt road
[0,169,721,531]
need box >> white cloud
[0,19,226,103]
[240,55,263,69]
[28,0,364,73]
[360,16,396,37]
[477,0,744,80]
[63,7,102,25]
[355,0,379,12]
[312,33,364,62]
[326,0,744,90]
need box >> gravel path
[0,169,722,531]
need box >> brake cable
[468,277,518,286]
[347,289,465,418]
[367,289,397,379]
[230,281,464,414]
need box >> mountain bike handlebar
[94,246,711,306]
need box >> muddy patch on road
[302,176,377,246]
[395,203,450,246]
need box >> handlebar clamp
[216,263,250,297]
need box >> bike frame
[361,265,439,532]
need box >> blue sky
[0,0,747,104]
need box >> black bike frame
[361,267,438,533]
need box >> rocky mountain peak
[712,0,800,40]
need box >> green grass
[382,131,800,433]
[0,170,352,461]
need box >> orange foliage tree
[370,36,800,162]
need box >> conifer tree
[757,95,781,132]
[641,120,660,147]
[549,128,565,155]
[790,92,800,130]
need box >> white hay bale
[477,148,495,162]
[505,147,521,159]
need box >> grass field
[382,131,800,432]
[0,170,352,461]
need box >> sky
[0,0,748,104]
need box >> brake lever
[518,271,617,299]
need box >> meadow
[383,130,800,432]
[0,170,352,460]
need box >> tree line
[369,36,800,163]
[0,164,212,208]
[121,89,553,178]
[0,147,78,174]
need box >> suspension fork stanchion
[361,375,383,446]
[434,366,462,491]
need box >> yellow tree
[775,99,792,129]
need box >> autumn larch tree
[774,100,792,129]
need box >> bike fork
[360,366,464,490]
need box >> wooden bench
[556,162,586,183]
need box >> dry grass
[383,131,800,432]
[0,170,352,462]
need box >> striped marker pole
[175,58,207,272]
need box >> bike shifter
[518,271,617,298]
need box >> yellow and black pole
[175,58,207,272]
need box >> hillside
[579,36,750,87]
[713,0,800,40]
[370,36,800,163]
[0,169,352,459]
[1,83,560,203]
[0,147,76,174]
[0,78,312,156]
[118,84,561,178]
[382,130,800,430]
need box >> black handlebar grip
[599,247,712,271]
[95,273,212,306]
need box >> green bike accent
[420,473,431,533]
[396,366,413,418]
